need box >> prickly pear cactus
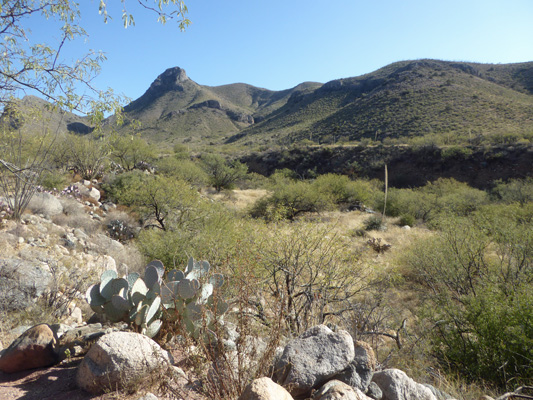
[85,261,165,338]
[86,257,228,341]
[161,257,228,341]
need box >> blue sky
[34,0,533,103]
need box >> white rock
[238,377,294,400]
[76,332,172,394]
[372,369,437,400]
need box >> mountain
[4,60,533,150]
[0,95,93,135]
[117,66,321,147]
[229,59,533,146]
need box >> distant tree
[109,134,156,171]
[201,153,248,192]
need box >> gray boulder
[366,382,383,400]
[27,192,63,216]
[76,331,172,394]
[274,325,355,398]
[0,258,52,310]
[313,380,371,400]
[372,369,437,400]
[335,341,376,392]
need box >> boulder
[77,184,101,201]
[371,369,437,400]
[0,258,52,310]
[274,325,355,398]
[0,324,58,373]
[313,380,371,400]
[238,377,294,400]
[366,382,383,400]
[76,331,172,394]
[27,192,63,216]
[334,340,376,392]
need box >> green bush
[364,215,385,231]
[312,174,379,208]
[250,180,333,221]
[155,157,207,186]
[39,170,69,191]
[101,170,145,205]
[398,214,415,227]
[403,207,533,389]
[200,153,248,192]
[492,178,533,205]
[109,134,156,171]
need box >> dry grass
[206,189,269,211]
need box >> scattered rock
[27,192,63,217]
[372,369,437,400]
[313,380,371,399]
[0,323,58,373]
[238,377,294,400]
[76,331,172,394]
[274,325,355,398]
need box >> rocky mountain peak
[150,66,189,90]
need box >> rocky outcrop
[76,331,173,394]
[274,325,355,398]
[0,324,58,373]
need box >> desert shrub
[250,180,333,221]
[136,203,242,268]
[423,178,488,217]
[117,175,202,231]
[267,168,298,187]
[492,177,533,205]
[109,133,157,171]
[200,153,248,192]
[312,174,378,208]
[377,179,488,223]
[38,169,69,191]
[398,214,415,227]
[440,146,473,160]
[155,157,207,186]
[53,133,110,180]
[253,222,366,334]
[364,215,386,231]
[312,173,353,204]
[403,207,533,389]
[100,170,145,205]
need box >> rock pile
[0,323,455,400]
